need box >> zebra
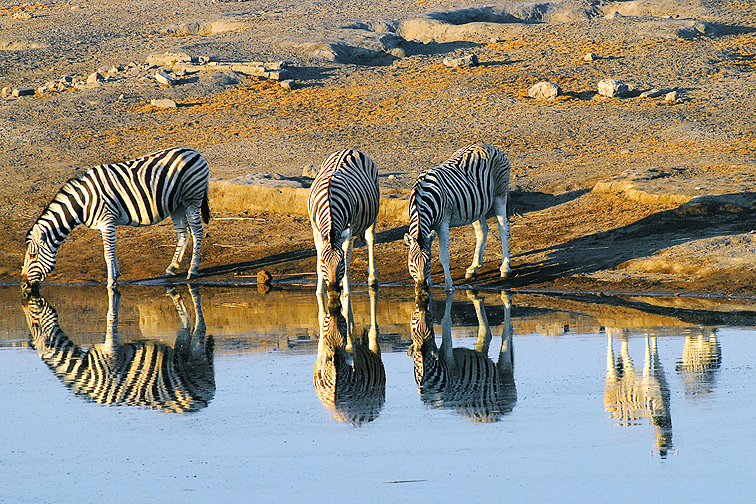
[21,147,210,293]
[308,149,380,297]
[313,289,386,424]
[604,330,672,457]
[405,142,511,293]
[21,285,215,413]
[408,290,516,422]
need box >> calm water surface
[1,284,754,503]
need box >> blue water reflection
[1,284,754,502]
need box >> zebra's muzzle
[20,276,40,297]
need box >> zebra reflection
[604,330,672,457]
[22,285,215,412]
[408,290,516,421]
[313,289,386,425]
[676,329,721,396]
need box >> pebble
[155,70,177,86]
[12,87,35,97]
[150,98,177,108]
[443,54,478,68]
[280,79,295,90]
[665,90,678,103]
[528,81,562,101]
[598,78,630,98]
[584,52,597,62]
[86,72,104,85]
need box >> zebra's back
[308,149,379,240]
[412,143,510,229]
[79,146,209,227]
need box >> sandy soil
[1,0,755,297]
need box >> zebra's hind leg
[165,211,189,277]
[365,222,379,288]
[186,205,204,279]
[465,217,489,280]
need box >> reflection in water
[409,290,516,422]
[22,285,215,412]
[676,330,722,396]
[313,289,386,425]
[604,330,672,457]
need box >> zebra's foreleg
[98,223,119,288]
[365,222,379,288]
[493,197,511,279]
[186,205,204,279]
[340,229,353,298]
[467,290,493,354]
[437,223,454,292]
[313,229,326,294]
[166,211,189,277]
[466,217,489,279]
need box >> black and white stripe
[307,149,380,295]
[22,286,215,413]
[405,143,511,292]
[408,291,516,422]
[21,147,210,290]
[313,291,386,424]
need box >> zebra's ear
[426,231,436,244]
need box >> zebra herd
[20,142,512,295]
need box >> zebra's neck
[32,178,87,248]
[408,177,440,244]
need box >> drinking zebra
[21,147,210,292]
[307,149,380,296]
[405,142,511,293]
[22,285,215,412]
[408,290,516,421]
[313,289,386,424]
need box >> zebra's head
[21,229,57,295]
[408,292,441,391]
[404,231,435,293]
[21,294,57,349]
[319,229,350,293]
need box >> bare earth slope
[1,0,755,296]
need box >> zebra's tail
[201,188,210,224]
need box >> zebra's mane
[408,171,438,247]
[26,173,88,241]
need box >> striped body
[21,147,210,290]
[405,143,511,292]
[22,287,215,413]
[313,292,385,424]
[308,149,380,295]
[408,292,516,422]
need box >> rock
[12,87,35,97]
[443,54,479,68]
[1,87,11,98]
[257,270,272,286]
[155,70,177,86]
[13,11,33,20]
[528,81,562,101]
[145,51,193,66]
[389,47,406,58]
[584,52,597,61]
[86,72,104,85]
[280,79,295,90]
[665,91,678,103]
[598,79,630,98]
[150,98,177,109]
[265,70,287,81]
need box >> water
[1,284,755,503]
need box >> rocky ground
[1,0,755,297]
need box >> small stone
[12,87,35,97]
[280,79,295,90]
[389,47,406,58]
[257,270,272,286]
[86,72,104,85]
[13,11,33,20]
[145,51,193,66]
[584,52,597,61]
[598,78,630,98]
[443,54,478,68]
[665,91,678,103]
[197,55,210,65]
[150,98,177,109]
[155,70,177,86]
[528,81,562,101]
[1,87,10,97]
[387,174,397,180]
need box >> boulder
[528,81,562,101]
[598,78,630,98]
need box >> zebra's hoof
[500,269,512,279]
[164,268,178,278]
[187,271,199,280]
